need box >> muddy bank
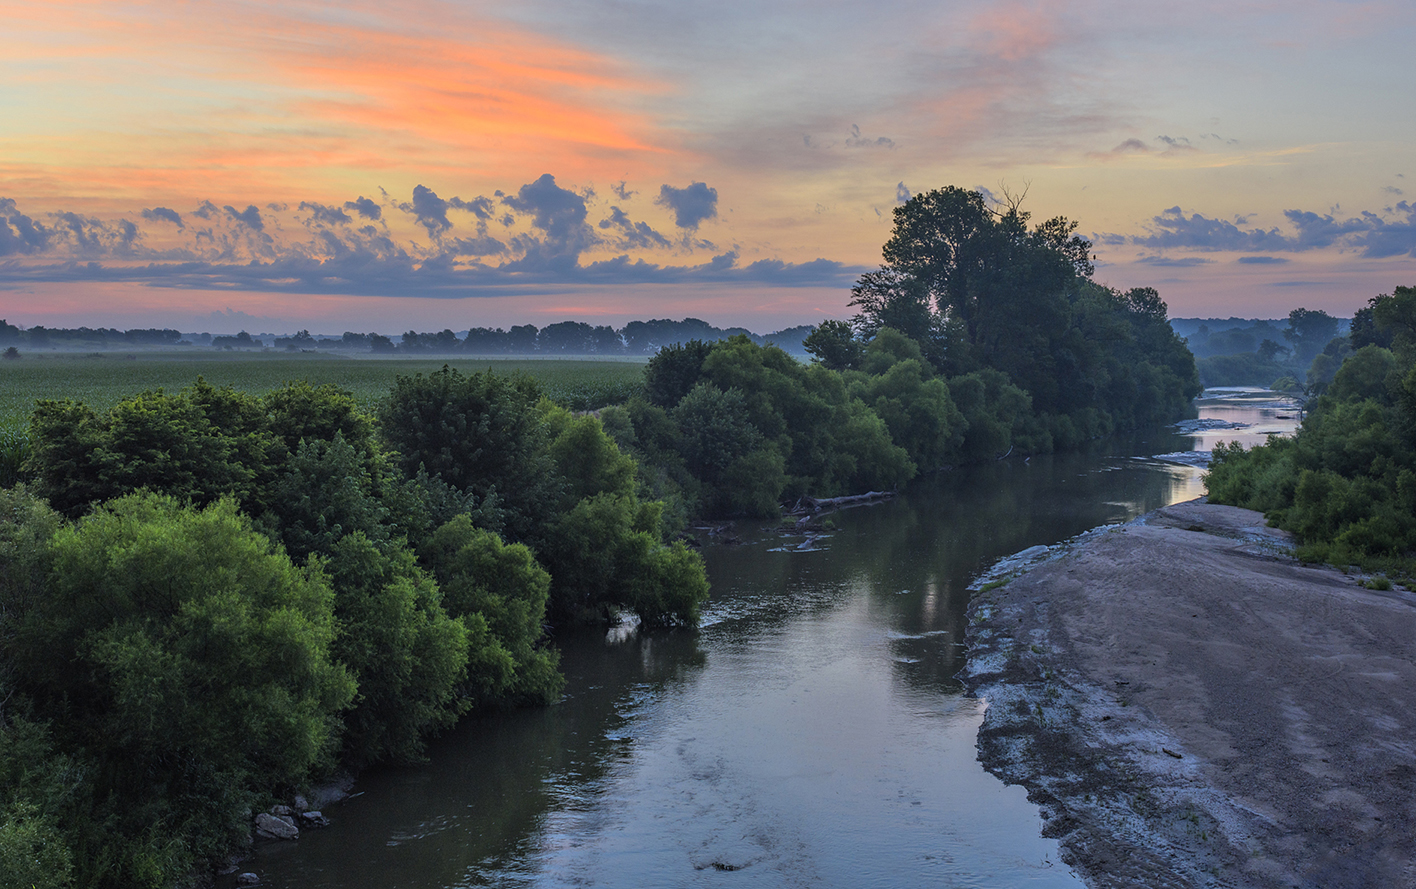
[963,500,1416,889]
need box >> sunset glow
[3,0,1414,333]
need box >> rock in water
[254,812,299,840]
[298,810,330,828]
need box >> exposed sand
[963,500,1416,889]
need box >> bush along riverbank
[1,370,708,889]
[1205,285,1416,579]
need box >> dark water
[236,391,1295,888]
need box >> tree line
[0,318,814,356]
[307,320,816,355]
[0,322,183,348]
[1179,308,1347,389]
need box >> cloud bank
[0,175,857,298]
[1100,203,1416,261]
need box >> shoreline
[962,499,1416,888]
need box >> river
[233,390,1297,888]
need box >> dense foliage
[1206,287,1416,572]
[2,370,709,888]
[824,187,1200,442]
[593,188,1199,521]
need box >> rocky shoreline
[963,500,1416,888]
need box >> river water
[236,390,1296,888]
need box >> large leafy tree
[418,515,563,704]
[380,367,560,541]
[8,494,355,886]
[877,187,1094,406]
[1283,308,1341,364]
[838,186,1196,436]
[26,387,258,518]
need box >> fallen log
[788,490,894,516]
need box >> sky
[2,0,1414,334]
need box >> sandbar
[964,500,1416,888]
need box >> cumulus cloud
[502,174,595,267]
[896,182,912,204]
[1103,202,1416,260]
[0,198,52,256]
[299,201,352,225]
[598,206,672,250]
[403,185,452,236]
[55,212,111,255]
[224,205,265,231]
[611,181,635,200]
[448,235,508,257]
[1126,207,1293,252]
[655,182,718,230]
[344,196,382,221]
[142,207,184,228]
[0,175,865,298]
[1337,202,1416,258]
[449,195,496,222]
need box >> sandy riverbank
[963,500,1416,889]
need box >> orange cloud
[2,1,682,210]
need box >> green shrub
[11,493,355,885]
[324,534,471,767]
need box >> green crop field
[0,351,648,428]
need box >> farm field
[0,351,649,426]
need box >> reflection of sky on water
[1156,387,1301,506]
[1188,388,1302,451]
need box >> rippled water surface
[236,390,1296,888]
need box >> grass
[0,351,649,425]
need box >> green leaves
[324,533,471,766]
[7,494,355,885]
[380,366,560,541]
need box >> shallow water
[234,390,1296,888]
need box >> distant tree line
[337,319,815,356]
[0,318,816,356]
[1178,310,1349,389]
[0,321,183,348]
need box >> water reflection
[238,390,1295,889]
